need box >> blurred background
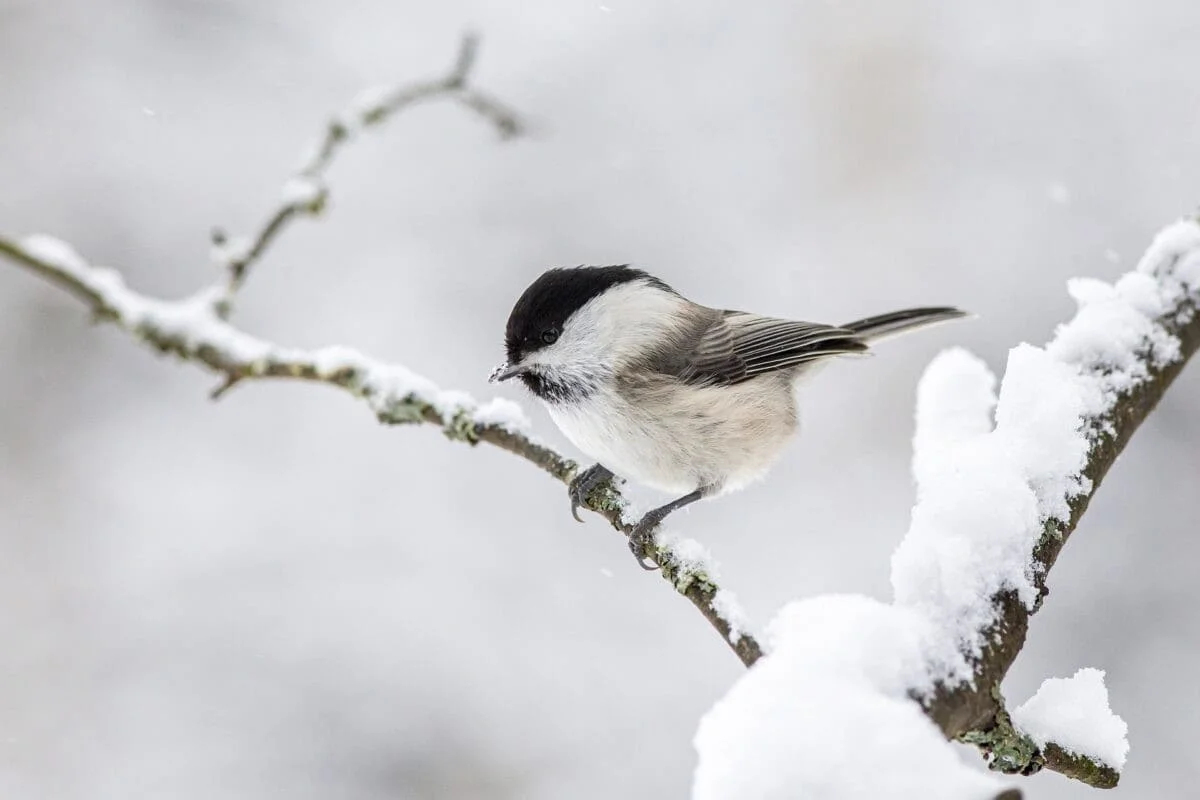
[1,0,1198,797]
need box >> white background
[1,1,1198,797]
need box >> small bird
[491,266,966,569]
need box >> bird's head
[490,265,679,402]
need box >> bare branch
[211,32,523,305]
[0,232,762,667]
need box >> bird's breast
[545,376,798,496]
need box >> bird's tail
[841,307,969,344]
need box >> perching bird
[490,266,966,569]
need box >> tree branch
[921,218,1200,788]
[5,204,1193,796]
[0,37,761,668]
[0,232,760,665]
[5,32,1194,794]
[957,685,1121,789]
[692,220,1196,799]
[209,32,522,306]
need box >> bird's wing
[676,311,867,386]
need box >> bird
[490,265,966,569]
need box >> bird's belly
[546,380,796,496]
[549,400,697,494]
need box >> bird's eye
[540,328,559,345]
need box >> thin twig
[211,32,523,304]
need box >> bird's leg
[568,463,615,523]
[628,488,707,571]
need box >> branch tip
[206,33,519,312]
[210,374,243,400]
[450,32,481,87]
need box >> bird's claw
[627,515,662,571]
[567,464,615,523]
[568,464,666,570]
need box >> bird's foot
[568,464,615,523]
[627,511,666,571]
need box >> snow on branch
[0,232,760,667]
[1012,668,1129,774]
[694,217,1200,798]
[4,30,1199,799]
[912,219,1200,785]
[0,36,761,672]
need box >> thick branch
[923,220,1200,787]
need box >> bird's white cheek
[536,330,606,371]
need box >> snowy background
[2,0,1199,797]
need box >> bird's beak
[489,361,529,383]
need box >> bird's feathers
[840,306,968,342]
[504,265,671,365]
[670,306,967,387]
[674,312,866,386]
[498,266,969,497]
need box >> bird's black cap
[503,265,671,363]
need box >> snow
[711,589,751,645]
[892,342,1103,675]
[892,216,1199,681]
[351,84,397,123]
[651,532,750,640]
[14,234,529,436]
[209,233,253,268]
[1136,218,1200,298]
[693,596,1010,800]
[1012,668,1129,770]
[1050,275,1180,384]
[657,532,721,587]
[431,388,478,420]
[280,176,324,208]
[909,347,996,492]
[16,214,1200,797]
[471,398,532,432]
[658,532,717,575]
[993,344,1101,519]
[693,216,1200,797]
[308,344,371,376]
[22,233,90,272]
